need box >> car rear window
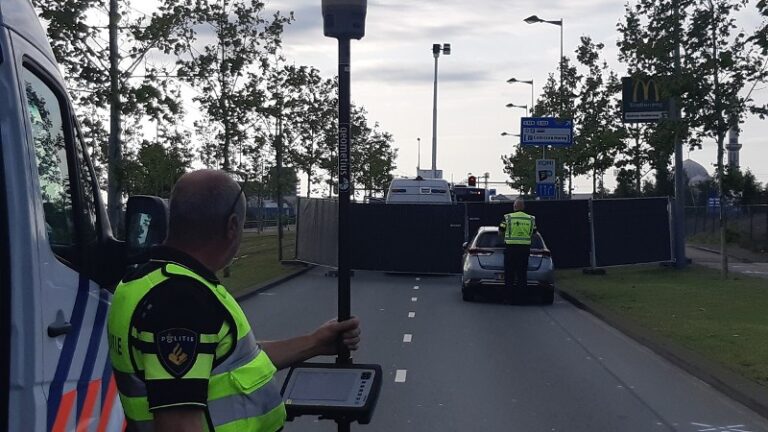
[475,232,546,249]
[475,232,505,248]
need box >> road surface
[240,268,768,432]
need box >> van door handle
[48,322,72,338]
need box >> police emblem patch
[156,328,198,377]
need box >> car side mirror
[125,196,168,264]
[462,242,468,250]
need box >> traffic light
[468,176,477,187]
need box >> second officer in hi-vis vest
[499,199,537,303]
[107,170,361,432]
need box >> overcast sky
[249,0,766,195]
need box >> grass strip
[220,230,298,297]
[558,265,768,387]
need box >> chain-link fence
[686,205,768,254]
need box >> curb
[558,287,768,420]
[235,264,314,302]
[688,244,754,263]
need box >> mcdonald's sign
[621,76,670,123]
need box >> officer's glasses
[227,179,247,218]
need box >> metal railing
[685,204,768,252]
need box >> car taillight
[469,248,494,256]
[531,249,551,257]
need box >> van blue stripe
[75,288,109,421]
[100,357,113,406]
[47,275,90,431]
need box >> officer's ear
[225,213,241,240]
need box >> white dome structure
[683,159,711,185]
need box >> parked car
[461,226,555,304]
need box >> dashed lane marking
[403,334,412,343]
[411,297,418,302]
[408,312,416,318]
[395,370,407,383]
[413,286,420,290]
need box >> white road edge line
[411,297,418,302]
[395,369,407,383]
[408,312,416,318]
[403,334,412,343]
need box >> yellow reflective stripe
[143,353,214,380]
[216,332,235,360]
[217,320,231,339]
[200,333,219,344]
[213,404,286,432]
[119,394,153,421]
[135,331,154,343]
[208,350,276,400]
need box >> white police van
[385,177,453,205]
[1,1,167,429]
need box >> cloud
[356,62,496,84]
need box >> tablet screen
[289,370,357,401]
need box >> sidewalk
[686,245,768,279]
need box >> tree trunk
[107,0,122,232]
[276,114,284,262]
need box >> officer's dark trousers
[504,244,530,301]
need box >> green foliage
[174,0,293,173]
[122,131,191,198]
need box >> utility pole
[672,0,688,269]
[107,0,122,231]
[276,106,285,262]
[711,0,728,279]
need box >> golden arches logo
[632,79,660,103]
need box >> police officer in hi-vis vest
[107,170,361,432]
[499,199,536,303]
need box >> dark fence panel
[296,198,338,267]
[465,200,592,269]
[592,198,672,267]
[296,198,669,273]
[349,204,465,273]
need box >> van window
[74,132,98,243]
[22,67,76,260]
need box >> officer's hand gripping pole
[279,3,381,431]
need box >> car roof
[477,226,499,233]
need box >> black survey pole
[322,4,366,429]
[322,0,367,376]
[337,36,352,365]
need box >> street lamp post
[507,78,534,114]
[525,14,565,194]
[431,43,451,179]
[417,137,421,173]
[507,78,545,157]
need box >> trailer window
[22,68,76,259]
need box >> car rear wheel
[462,289,475,302]
[541,289,554,305]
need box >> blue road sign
[536,183,556,198]
[521,117,573,147]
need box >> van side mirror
[125,196,168,263]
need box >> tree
[287,71,337,198]
[123,131,192,198]
[509,61,580,197]
[573,37,627,196]
[501,145,538,197]
[34,0,192,226]
[175,0,293,173]
[350,108,398,198]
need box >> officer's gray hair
[167,170,246,245]
[513,199,525,211]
